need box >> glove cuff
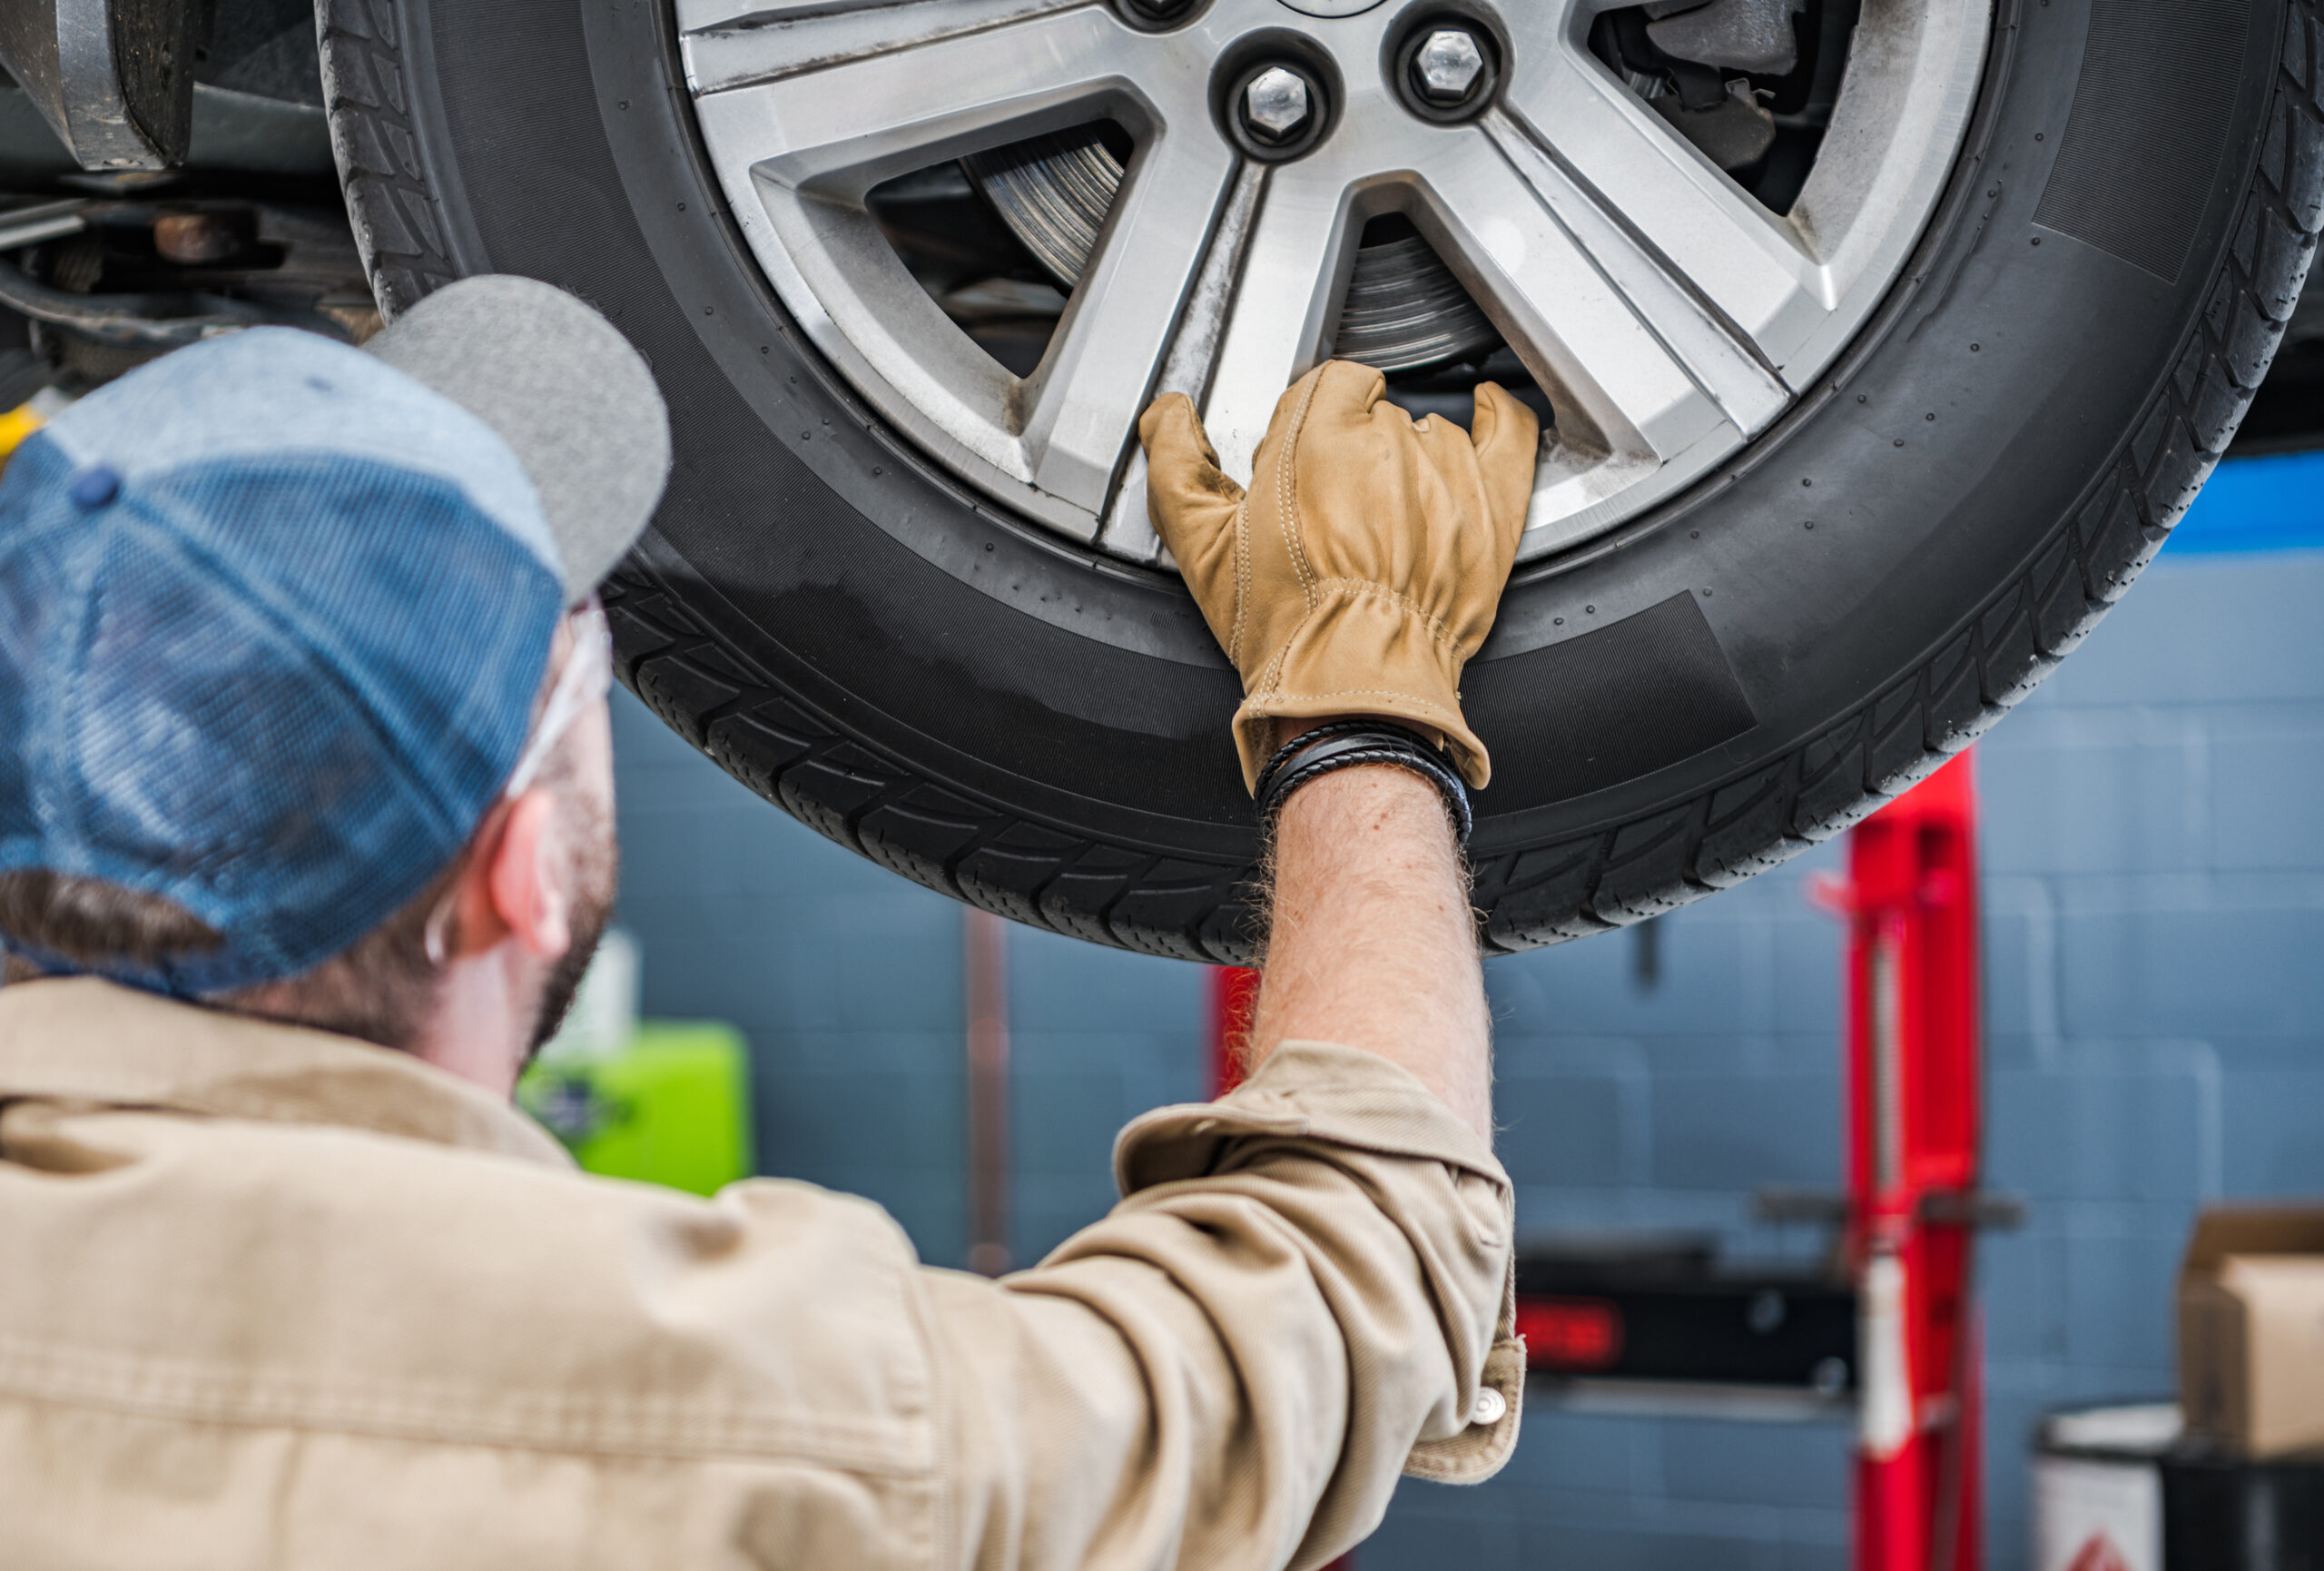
[1230,583,1492,793]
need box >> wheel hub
[678,0,1988,565]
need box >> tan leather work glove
[1140,360,1539,793]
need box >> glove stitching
[1228,494,1251,667]
[1249,687,1465,718]
[1277,371,1324,613]
[1248,581,1462,707]
[1306,578,1463,656]
[1249,371,1334,732]
[1252,609,1311,708]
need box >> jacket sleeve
[918,1039,1521,1571]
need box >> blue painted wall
[611,690,1208,1270]
[608,499,2324,1570]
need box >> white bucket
[2032,1404,2179,1571]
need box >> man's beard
[525,889,612,1065]
[523,796,619,1067]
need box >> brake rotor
[961,127,1501,375]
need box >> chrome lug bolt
[1240,65,1314,144]
[1413,28,1485,104]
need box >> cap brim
[365,275,671,603]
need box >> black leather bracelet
[1252,718,1409,803]
[1255,722,1472,843]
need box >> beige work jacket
[0,978,1521,1571]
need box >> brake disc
[963,127,1500,374]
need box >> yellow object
[0,401,44,471]
[1138,361,1538,792]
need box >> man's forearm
[1246,765,1492,1140]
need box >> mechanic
[0,275,1538,1569]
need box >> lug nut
[1413,28,1485,104]
[1240,65,1314,144]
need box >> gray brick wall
[606,542,2324,1569]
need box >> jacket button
[1470,1387,1507,1426]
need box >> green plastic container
[517,1021,754,1196]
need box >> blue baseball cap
[0,277,672,994]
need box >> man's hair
[0,871,224,970]
[0,856,464,1051]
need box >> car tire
[320,0,2322,961]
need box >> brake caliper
[1591,0,1817,175]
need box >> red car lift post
[1822,749,1987,1571]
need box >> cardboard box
[2178,1205,2324,1457]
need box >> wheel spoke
[1469,112,1791,442]
[1195,163,1364,486]
[1014,139,1244,517]
[682,0,1091,100]
[677,0,931,37]
[1393,132,1715,473]
[1098,162,1269,559]
[1496,23,1833,380]
[688,5,1156,199]
[678,0,937,35]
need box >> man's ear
[481,787,573,961]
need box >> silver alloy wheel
[679,0,1990,565]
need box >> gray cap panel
[367,275,672,603]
